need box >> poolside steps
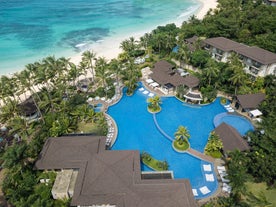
[187,148,215,163]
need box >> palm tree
[15,68,44,122]
[227,150,249,201]
[147,96,161,111]
[204,59,220,86]
[228,54,248,95]
[139,33,151,55]
[120,37,137,55]
[109,58,122,85]
[82,50,97,82]
[95,57,109,93]
[0,98,20,124]
[229,68,248,95]
[177,43,190,68]
[174,126,190,145]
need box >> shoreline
[2,0,218,76]
[70,0,218,66]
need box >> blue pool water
[108,84,234,198]
[214,113,254,136]
[95,103,103,112]
[0,0,200,74]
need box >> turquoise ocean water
[0,0,200,75]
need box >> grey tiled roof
[35,136,198,207]
[236,93,265,109]
[234,46,276,65]
[150,60,199,88]
[214,123,250,152]
[203,37,244,52]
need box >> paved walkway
[187,148,215,163]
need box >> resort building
[35,136,198,207]
[184,36,199,52]
[149,60,202,102]
[214,123,250,153]
[203,37,276,77]
[264,0,276,6]
[203,37,244,62]
[234,93,265,112]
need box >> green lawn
[173,140,189,152]
[245,182,276,206]
[142,154,168,171]
[77,121,102,134]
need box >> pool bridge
[153,114,174,142]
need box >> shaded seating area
[184,90,202,104]
[234,93,265,112]
[217,166,231,194]
[248,109,263,122]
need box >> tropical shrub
[204,132,223,158]
[141,151,169,171]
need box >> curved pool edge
[213,112,255,135]
[107,81,222,200]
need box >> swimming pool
[108,83,229,198]
[89,103,103,112]
[214,113,254,136]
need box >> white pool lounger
[192,189,198,196]
[148,92,155,97]
[205,173,215,182]
[203,164,212,172]
[199,186,211,195]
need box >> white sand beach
[70,0,218,66]
[196,0,218,20]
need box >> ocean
[0,0,200,75]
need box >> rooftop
[150,60,199,88]
[203,37,244,52]
[214,123,250,152]
[234,46,276,65]
[236,93,265,109]
[35,136,198,207]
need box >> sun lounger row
[217,166,230,183]
[224,105,234,113]
[138,87,155,97]
[222,183,232,194]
